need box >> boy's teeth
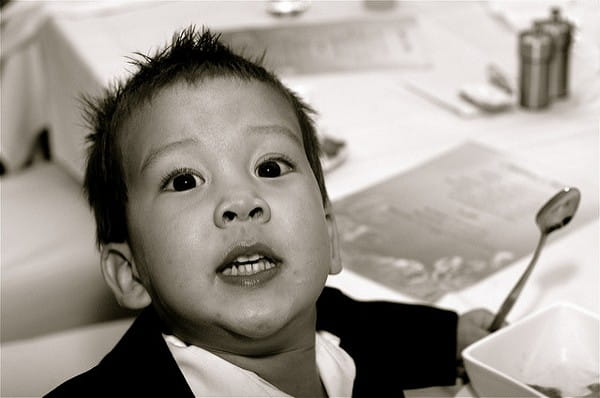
[234,254,261,263]
[252,262,260,273]
[222,259,276,276]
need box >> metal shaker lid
[519,23,554,61]
[535,7,573,48]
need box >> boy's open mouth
[217,243,282,280]
[220,254,278,276]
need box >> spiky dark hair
[83,26,328,247]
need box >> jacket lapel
[97,306,194,396]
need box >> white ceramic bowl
[463,302,599,397]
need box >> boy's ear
[101,242,151,310]
[325,203,342,275]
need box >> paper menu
[333,141,575,302]
[219,17,429,75]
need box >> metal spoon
[488,187,581,332]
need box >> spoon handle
[489,233,548,332]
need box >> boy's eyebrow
[139,137,199,174]
[139,125,301,174]
[246,125,302,146]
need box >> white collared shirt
[163,330,356,397]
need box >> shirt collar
[164,330,356,397]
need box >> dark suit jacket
[45,287,458,397]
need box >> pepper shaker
[535,8,573,99]
[519,23,554,109]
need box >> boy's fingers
[477,310,496,330]
[470,325,489,341]
[474,309,510,330]
[464,308,495,330]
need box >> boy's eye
[162,171,203,192]
[256,159,293,178]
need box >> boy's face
[114,78,338,349]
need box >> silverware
[488,187,581,332]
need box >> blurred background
[1,1,598,396]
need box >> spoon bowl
[536,187,580,233]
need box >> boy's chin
[222,318,313,355]
[226,307,316,344]
[228,314,295,340]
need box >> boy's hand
[456,308,496,360]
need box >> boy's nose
[214,193,271,228]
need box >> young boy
[46,27,493,397]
